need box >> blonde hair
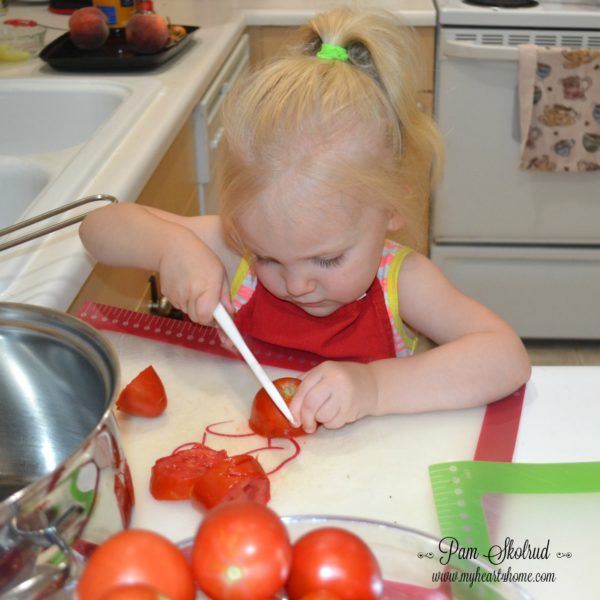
[218,7,443,253]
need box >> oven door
[431,27,600,246]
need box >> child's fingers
[291,371,330,433]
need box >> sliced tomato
[191,454,270,510]
[116,366,167,417]
[150,444,228,500]
[249,377,307,438]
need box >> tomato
[99,584,162,600]
[191,501,292,600]
[286,527,383,600]
[191,454,270,510]
[76,529,195,600]
[299,592,342,600]
[150,444,228,500]
[249,377,307,437]
[117,366,167,417]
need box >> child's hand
[157,241,232,325]
[289,362,379,433]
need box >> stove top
[435,0,600,28]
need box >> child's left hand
[289,362,379,433]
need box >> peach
[69,7,109,50]
[125,13,169,54]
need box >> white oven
[431,0,600,338]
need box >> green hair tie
[316,43,349,62]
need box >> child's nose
[285,270,315,297]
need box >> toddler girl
[80,8,531,433]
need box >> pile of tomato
[76,501,384,600]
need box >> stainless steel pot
[0,303,131,598]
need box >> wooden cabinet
[68,116,199,316]
[245,25,436,255]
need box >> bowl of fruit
[69,502,531,600]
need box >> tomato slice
[191,454,270,510]
[150,444,228,500]
[116,366,167,417]
[249,377,307,438]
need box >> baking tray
[39,25,199,72]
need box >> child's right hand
[157,239,232,325]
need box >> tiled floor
[524,340,600,366]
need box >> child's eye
[254,255,275,266]
[315,255,344,268]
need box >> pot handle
[2,505,86,599]
[0,193,118,252]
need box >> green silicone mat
[429,461,600,598]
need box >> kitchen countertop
[95,321,600,599]
[0,0,436,311]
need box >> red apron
[233,278,396,363]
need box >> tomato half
[249,377,306,437]
[191,501,292,600]
[117,366,167,417]
[150,444,228,500]
[286,527,383,600]
[76,529,195,600]
[191,454,270,510]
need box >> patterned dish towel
[518,45,600,172]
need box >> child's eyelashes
[314,255,344,268]
[253,254,345,268]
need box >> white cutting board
[104,330,486,544]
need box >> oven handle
[443,39,520,62]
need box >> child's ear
[387,211,404,232]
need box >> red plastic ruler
[77,300,325,372]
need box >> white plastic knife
[213,303,298,426]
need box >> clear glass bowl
[0,19,47,61]
[182,515,533,600]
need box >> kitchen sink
[0,77,161,228]
[0,157,50,229]
[0,79,132,155]
[0,76,162,296]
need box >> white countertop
[0,0,435,311]
[96,320,600,599]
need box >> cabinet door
[68,118,199,316]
